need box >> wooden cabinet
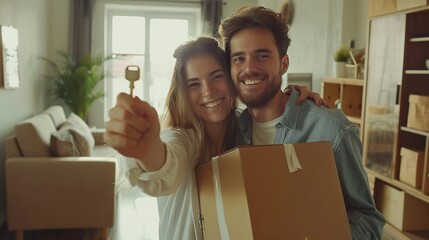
[369,0,428,17]
[321,77,364,136]
[363,5,429,239]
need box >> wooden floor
[0,224,399,240]
[0,225,104,240]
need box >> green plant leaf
[334,46,350,62]
[40,51,112,121]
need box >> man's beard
[236,75,282,108]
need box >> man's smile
[243,79,263,85]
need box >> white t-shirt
[252,116,282,145]
[125,128,203,240]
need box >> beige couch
[5,105,119,240]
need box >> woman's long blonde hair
[162,37,238,160]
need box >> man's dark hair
[219,6,291,58]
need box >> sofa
[4,105,120,240]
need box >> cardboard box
[399,147,424,188]
[407,94,429,132]
[195,142,352,239]
[374,181,429,231]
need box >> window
[105,3,201,120]
[97,2,201,239]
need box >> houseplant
[333,46,349,77]
[41,52,112,121]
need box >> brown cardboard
[407,94,429,132]
[374,181,429,231]
[399,147,424,188]
[195,142,352,240]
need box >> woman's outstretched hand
[104,92,166,171]
[285,85,329,107]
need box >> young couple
[104,6,385,240]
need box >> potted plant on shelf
[333,46,349,78]
[41,52,113,121]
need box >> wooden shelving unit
[410,36,429,42]
[364,4,429,239]
[383,222,429,240]
[405,70,429,74]
[321,77,364,134]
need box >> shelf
[401,126,429,137]
[383,223,412,240]
[322,77,364,86]
[410,37,429,42]
[322,76,364,137]
[365,6,429,240]
[405,70,429,74]
[384,223,429,240]
[366,168,429,204]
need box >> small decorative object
[425,59,429,69]
[346,48,365,79]
[333,46,349,78]
[0,25,20,89]
[41,52,113,121]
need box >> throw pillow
[66,113,95,156]
[51,113,95,156]
[51,130,80,156]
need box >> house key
[125,65,140,97]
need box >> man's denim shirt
[237,90,385,240]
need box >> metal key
[125,65,140,97]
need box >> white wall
[223,0,257,17]
[0,0,69,225]
[48,0,70,59]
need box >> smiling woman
[90,2,203,239]
[103,36,240,240]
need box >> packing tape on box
[283,144,302,172]
[210,144,301,239]
[211,156,231,240]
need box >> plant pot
[334,61,346,78]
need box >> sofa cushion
[5,135,22,158]
[15,114,57,157]
[68,113,95,151]
[43,105,67,129]
[51,130,80,156]
[52,113,95,156]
